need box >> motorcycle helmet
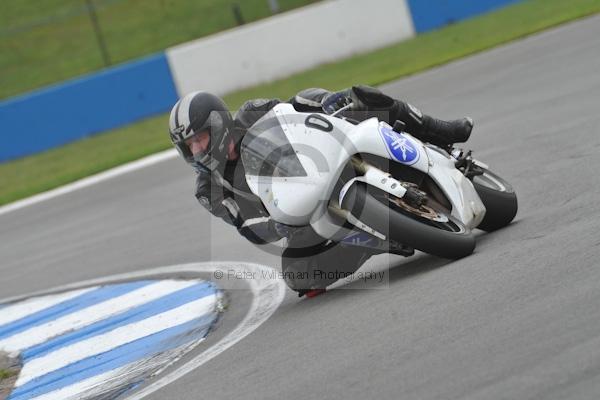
[168,91,236,172]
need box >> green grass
[0,115,168,205]
[0,0,320,100]
[1,0,600,206]
[0,368,16,380]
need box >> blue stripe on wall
[0,53,178,162]
[407,0,523,33]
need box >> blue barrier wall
[407,0,523,33]
[0,53,178,162]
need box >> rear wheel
[471,168,518,231]
[341,183,476,259]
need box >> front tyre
[341,183,476,259]
[471,168,518,232]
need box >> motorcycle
[240,101,517,260]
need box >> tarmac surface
[1,14,600,400]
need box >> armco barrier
[0,53,177,162]
[407,0,523,33]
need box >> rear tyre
[341,183,476,259]
[471,169,518,232]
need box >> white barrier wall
[166,0,415,97]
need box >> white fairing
[245,105,357,226]
[243,103,485,230]
[425,147,486,228]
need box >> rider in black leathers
[168,85,473,295]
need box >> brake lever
[330,102,354,117]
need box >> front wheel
[341,183,476,259]
[471,168,518,232]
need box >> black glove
[195,170,240,226]
[321,90,352,114]
[220,197,243,227]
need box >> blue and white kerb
[0,279,221,400]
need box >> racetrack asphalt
[1,13,600,400]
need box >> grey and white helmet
[168,91,235,172]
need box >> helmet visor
[191,111,229,171]
[171,110,230,171]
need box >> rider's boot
[348,85,474,147]
[398,101,474,147]
[420,115,474,147]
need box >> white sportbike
[241,102,517,259]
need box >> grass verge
[0,369,16,380]
[1,0,599,206]
[0,365,19,400]
[0,369,16,381]
[0,0,319,100]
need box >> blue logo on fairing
[379,124,420,165]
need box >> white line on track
[127,263,286,400]
[0,149,177,217]
[0,262,286,400]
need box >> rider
[168,85,473,296]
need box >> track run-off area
[1,14,600,400]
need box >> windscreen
[241,110,307,177]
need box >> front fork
[338,157,426,209]
[331,156,425,256]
